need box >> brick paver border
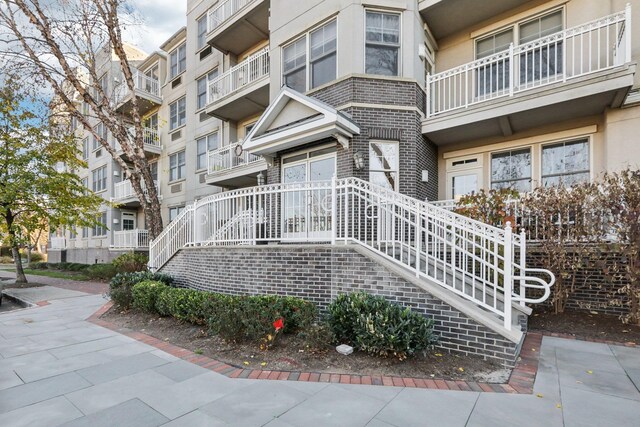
[89,301,543,393]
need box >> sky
[124,0,187,54]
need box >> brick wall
[161,244,520,367]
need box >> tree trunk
[11,244,27,284]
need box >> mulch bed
[529,308,640,345]
[102,307,508,383]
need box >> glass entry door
[282,148,336,241]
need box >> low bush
[0,256,14,264]
[29,252,45,263]
[155,287,215,325]
[109,271,173,309]
[132,281,167,313]
[84,264,117,280]
[328,292,437,360]
[113,253,149,273]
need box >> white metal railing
[114,69,161,106]
[207,48,270,105]
[113,179,159,202]
[207,0,257,33]
[112,229,150,249]
[149,178,555,330]
[427,6,632,117]
[50,237,66,249]
[207,142,262,175]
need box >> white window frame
[169,97,186,131]
[540,137,591,187]
[92,212,107,237]
[196,69,218,110]
[82,137,89,160]
[282,18,338,93]
[196,132,219,171]
[168,205,185,222]
[445,155,484,200]
[368,140,400,191]
[169,150,186,182]
[364,9,402,77]
[91,165,107,193]
[490,147,533,192]
[196,14,208,50]
[170,42,187,79]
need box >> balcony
[206,0,269,56]
[205,142,267,187]
[111,229,150,250]
[423,7,635,145]
[50,237,66,250]
[206,49,270,122]
[419,0,529,39]
[114,127,162,158]
[112,179,160,207]
[113,70,162,116]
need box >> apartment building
[49,0,638,364]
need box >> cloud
[122,0,187,54]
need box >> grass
[20,269,90,281]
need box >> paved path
[0,270,109,295]
[1,290,639,426]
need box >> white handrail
[149,177,555,330]
[112,229,150,249]
[114,69,160,106]
[207,48,270,105]
[426,7,631,117]
[113,180,159,202]
[207,0,257,33]
[207,141,262,174]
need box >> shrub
[29,252,45,263]
[155,287,214,324]
[328,292,437,360]
[0,256,14,264]
[113,253,149,273]
[28,261,47,269]
[132,281,168,313]
[84,263,117,280]
[299,323,333,354]
[109,271,173,309]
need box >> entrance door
[122,212,136,230]
[282,147,336,241]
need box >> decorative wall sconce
[353,150,365,171]
[257,171,265,186]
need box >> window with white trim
[196,69,218,110]
[92,165,107,192]
[283,19,337,92]
[491,148,532,192]
[169,206,185,222]
[82,137,89,160]
[369,141,399,190]
[169,97,186,130]
[169,150,186,182]
[170,43,187,79]
[93,123,107,150]
[92,212,107,237]
[197,15,208,50]
[542,138,589,187]
[365,11,401,76]
[196,132,219,171]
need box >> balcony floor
[205,158,267,188]
[423,64,636,145]
[206,77,269,122]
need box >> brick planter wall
[160,244,521,367]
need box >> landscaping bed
[529,308,640,344]
[102,306,507,382]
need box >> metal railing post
[519,229,527,308]
[425,73,431,118]
[252,187,257,245]
[331,176,337,245]
[626,3,632,63]
[508,43,515,97]
[415,203,422,278]
[503,222,513,330]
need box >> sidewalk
[0,270,109,295]
[1,286,639,426]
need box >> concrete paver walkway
[1,288,640,426]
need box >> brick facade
[160,244,521,367]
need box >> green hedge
[131,281,166,313]
[109,271,173,309]
[328,292,437,360]
[112,253,149,273]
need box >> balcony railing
[207,48,270,105]
[113,179,159,203]
[112,229,150,249]
[426,6,632,117]
[114,70,161,106]
[207,0,257,34]
[113,127,161,153]
[50,237,66,249]
[207,142,262,175]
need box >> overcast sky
[123,0,187,54]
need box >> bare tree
[0,0,164,238]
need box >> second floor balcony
[423,7,635,145]
[112,179,160,207]
[206,0,269,56]
[113,127,162,158]
[205,141,267,187]
[111,229,150,250]
[206,49,270,122]
[113,70,162,117]
[50,237,66,250]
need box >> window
[96,73,109,102]
[542,139,589,187]
[369,141,399,190]
[82,137,89,160]
[169,206,185,222]
[197,70,218,110]
[81,177,89,189]
[122,212,136,231]
[475,29,513,96]
[93,123,107,150]
[283,37,307,92]
[310,20,337,88]
[452,175,478,199]
[491,148,532,192]
[519,11,563,85]
[365,11,401,76]
[169,97,186,130]
[92,212,107,237]
[169,151,186,182]
[170,43,187,79]
[197,15,208,50]
[196,132,219,171]
[92,166,107,192]
[82,227,89,238]
[150,162,158,180]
